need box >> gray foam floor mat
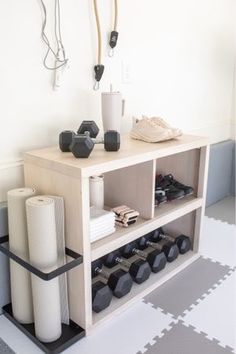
[143,256,231,317]
[137,320,234,354]
[0,338,15,354]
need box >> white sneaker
[149,116,182,138]
[130,117,177,143]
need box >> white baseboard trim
[0,163,24,202]
[0,159,23,171]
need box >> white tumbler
[7,188,36,324]
[26,196,62,343]
[101,90,125,133]
[89,175,104,209]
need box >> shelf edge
[91,198,203,261]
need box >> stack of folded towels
[90,206,116,242]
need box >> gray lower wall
[0,203,10,315]
[231,142,235,196]
[206,140,235,207]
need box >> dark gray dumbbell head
[129,259,151,284]
[91,259,103,277]
[103,250,121,268]
[70,134,94,158]
[77,120,99,138]
[104,131,120,152]
[92,281,113,313]
[175,235,191,254]
[162,242,179,262]
[146,249,167,273]
[107,268,133,298]
[150,228,163,242]
[137,235,150,250]
[59,130,75,152]
[120,241,137,258]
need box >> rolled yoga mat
[7,188,36,324]
[26,196,62,343]
[89,175,104,209]
[46,195,69,325]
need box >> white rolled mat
[26,196,62,343]
[7,187,36,324]
[46,195,69,325]
[89,175,104,209]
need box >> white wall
[0,0,235,200]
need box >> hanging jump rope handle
[109,31,119,57]
[93,64,105,90]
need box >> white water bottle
[101,85,125,133]
[89,175,104,209]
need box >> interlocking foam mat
[0,215,235,354]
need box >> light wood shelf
[91,196,203,261]
[24,134,209,333]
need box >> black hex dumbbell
[138,232,179,262]
[92,280,113,313]
[77,121,120,152]
[103,250,151,284]
[59,120,120,158]
[92,259,133,299]
[151,228,191,254]
[120,241,167,273]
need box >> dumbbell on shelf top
[59,120,120,158]
[150,228,191,254]
[120,241,167,273]
[92,259,133,301]
[138,232,179,262]
[103,250,151,284]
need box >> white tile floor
[182,271,236,349]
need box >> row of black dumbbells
[92,227,191,313]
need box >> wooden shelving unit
[24,134,209,334]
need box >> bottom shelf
[92,251,200,328]
[2,304,85,354]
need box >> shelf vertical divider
[193,145,210,252]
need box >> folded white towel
[90,223,115,235]
[90,206,115,222]
[90,227,116,243]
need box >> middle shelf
[91,196,203,261]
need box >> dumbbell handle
[146,240,162,250]
[115,257,131,269]
[132,248,148,258]
[158,232,175,243]
[94,266,109,279]
[84,131,104,144]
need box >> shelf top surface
[24,134,209,177]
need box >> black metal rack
[0,235,85,354]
